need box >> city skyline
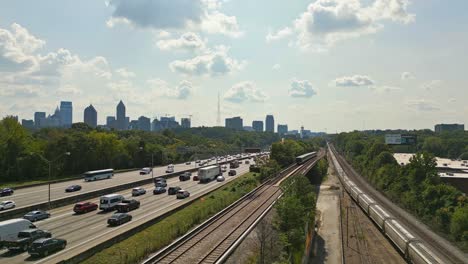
[0,1,467,132]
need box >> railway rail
[144,155,321,264]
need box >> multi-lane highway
[0,161,253,264]
[2,157,238,209]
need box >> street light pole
[151,153,154,180]
[35,152,71,209]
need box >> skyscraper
[265,115,274,132]
[225,117,243,130]
[21,119,34,130]
[60,101,73,127]
[116,100,126,130]
[277,124,288,135]
[252,121,263,132]
[106,116,116,129]
[34,112,46,128]
[84,104,97,128]
[138,116,151,131]
[181,118,191,128]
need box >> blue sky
[0,0,467,132]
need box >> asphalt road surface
[0,161,253,264]
[2,156,245,209]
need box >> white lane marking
[90,224,103,230]
[32,167,252,264]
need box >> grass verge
[82,172,261,264]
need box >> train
[296,152,317,164]
[329,145,444,264]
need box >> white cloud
[224,81,268,103]
[0,86,40,97]
[272,64,281,70]
[156,32,206,52]
[56,85,83,96]
[266,27,292,42]
[289,79,317,98]
[335,75,375,87]
[106,0,242,37]
[169,46,245,76]
[401,71,414,80]
[421,80,442,90]
[448,98,456,103]
[268,0,415,51]
[405,99,440,111]
[147,78,193,99]
[371,85,402,93]
[115,67,136,78]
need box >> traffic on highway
[0,153,265,263]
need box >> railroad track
[144,157,319,264]
[330,145,466,264]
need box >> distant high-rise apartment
[181,118,191,128]
[116,100,126,130]
[34,112,46,128]
[277,124,288,135]
[84,104,97,128]
[138,116,151,131]
[60,101,73,127]
[252,121,263,132]
[21,119,34,130]
[265,115,274,132]
[225,117,243,130]
[106,116,116,129]
[435,123,464,133]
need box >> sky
[0,0,467,132]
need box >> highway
[0,161,253,264]
[2,157,239,209]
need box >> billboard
[385,134,417,145]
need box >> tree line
[334,131,468,250]
[0,117,279,183]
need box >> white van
[166,164,174,173]
[99,194,124,211]
[0,219,36,245]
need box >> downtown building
[84,104,97,128]
[252,120,263,132]
[225,117,243,130]
[265,115,275,133]
[277,124,288,135]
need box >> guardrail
[0,157,255,221]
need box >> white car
[217,175,225,182]
[132,187,146,196]
[0,200,16,211]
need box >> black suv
[179,172,191,181]
[28,238,67,257]
[0,188,14,196]
[168,186,182,195]
[228,170,237,176]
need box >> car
[73,202,98,214]
[193,175,199,181]
[155,181,167,187]
[139,167,152,175]
[168,186,182,195]
[221,165,227,172]
[132,187,146,196]
[176,190,190,199]
[65,185,82,192]
[23,210,51,222]
[228,170,237,176]
[5,229,52,251]
[0,200,16,210]
[0,188,14,196]
[153,187,167,194]
[115,199,140,212]
[185,161,191,165]
[217,175,225,182]
[107,213,132,226]
[179,172,191,181]
[195,160,201,163]
[245,160,250,164]
[28,238,67,257]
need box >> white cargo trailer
[198,165,221,183]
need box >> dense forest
[0,116,279,183]
[333,131,468,249]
